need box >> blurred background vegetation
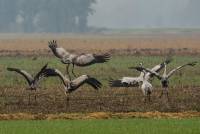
[0,0,96,33]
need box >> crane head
[139,62,143,67]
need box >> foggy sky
[88,0,195,28]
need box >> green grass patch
[0,118,199,134]
[1,55,200,88]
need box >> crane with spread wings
[131,61,197,100]
[48,40,110,79]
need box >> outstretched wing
[109,77,140,87]
[48,40,70,59]
[48,40,57,49]
[74,53,111,66]
[33,63,49,84]
[70,75,102,91]
[7,68,33,85]
[109,79,124,87]
[86,77,102,89]
[146,58,172,79]
[129,58,172,80]
[129,66,162,80]
[43,68,69,87]
[167,61,197,78]
[151,57,172,72]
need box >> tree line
[0,0,96,33]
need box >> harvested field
[0,87,200,114]
[0,33,200,119]
[0,33,200,56]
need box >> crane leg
[144,91,147,103]
[159,89,164,99]
[66,64,71,80]
[144,96,147,103]
[34,90,37,103]
[148,94,151,102]
[166,88,170,101]
[28,93,31,105]
[72,64,77,77]
[64,92,70,111]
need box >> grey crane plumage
[109,58,172,87]
[43,68,102,94]
[7,63,48,102]
[133,61,197,100]
[7,63,48,90]
[48,40,111,79]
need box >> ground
[0,118,200,134]
[0,32,200,133]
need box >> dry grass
[0,111,199,120]
[0,87,200,114]
[0,34,200,54]
[1,33,200,117]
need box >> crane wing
[145,58,172,80]
[48,40,70,59]
[109,77,141,87]
[43,68,69,87]
[151,58,172,72]
[129,66,162,80]
[74,53,110,66]
[33,63,49,84]
[167,61,197,78]
[70,75,102,91]
[7,68,33,85]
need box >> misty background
[0,0,200,33]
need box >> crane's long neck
[163,63,167,76]
[142,70,148,81]
[138,62,144,79]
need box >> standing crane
[131,66,153,102]
[48,40,110,79]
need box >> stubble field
[0,33,200,117]
[1,33,200,133]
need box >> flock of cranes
[6,40,197,103]
[110,59,197,102]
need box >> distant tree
[73,0,96,32]
[0,0,96,33]
[0,0,19,32]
